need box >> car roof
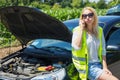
[98,16,120,37]
[98,16,120,28]
[98,16,120,23]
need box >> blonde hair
[80,7,98,37]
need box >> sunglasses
[82,13,94,19]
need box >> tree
[52,3,61,9]
[60,0,72,8]
[96,0,107,9]
[71,0,82,8]
[107,0,120,8]
[0,0,6,7]
[85,1,97,9]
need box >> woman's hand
[79,20,86,30]
[103,68,112,75]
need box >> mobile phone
[80,20,87,28]
[84,22,87,28]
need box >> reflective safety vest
[72,26,103,80]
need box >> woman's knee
[98,72,118,80]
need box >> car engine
[0,50,71,79]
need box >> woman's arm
[71,20,85,49]
[102,56,108,69]
[71,29,83,49]
[102,55,112,75]
[102,32,112,75]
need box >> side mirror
[107,45,120,51]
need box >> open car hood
[0,6,72,45]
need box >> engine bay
[0,51,71,79]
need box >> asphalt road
[108,60,120,79]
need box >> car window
[107,23,120,45]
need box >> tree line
[0,0,120,9]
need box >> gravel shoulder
[0,46,22,59]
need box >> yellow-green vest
[72,26,103,80]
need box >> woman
[71,7,118,80]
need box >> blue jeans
[88,62,103,80]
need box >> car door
[106,22,120,79]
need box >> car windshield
[29,39,71,51]
[106,4,120,15]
